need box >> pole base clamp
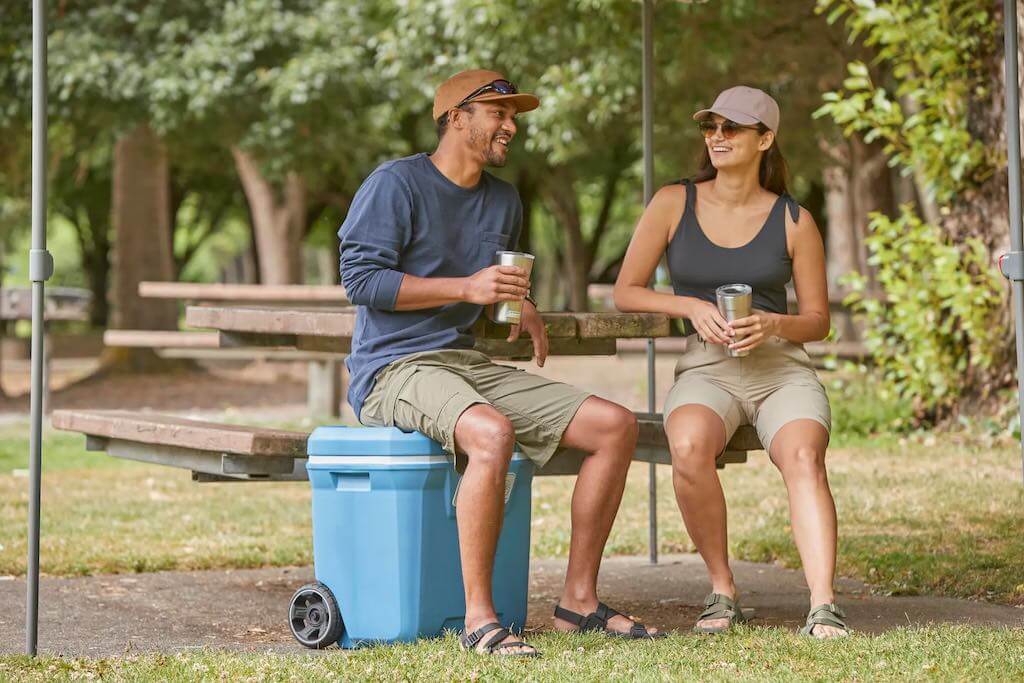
[28,249,53,282]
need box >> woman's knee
[669,433,718,482]
[774,444,826,479]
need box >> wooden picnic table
[183,305,672,359]
[56,302,774,485]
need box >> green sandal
[799,603,851,638]
[693,593,747,634]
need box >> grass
[2,421,1023,603]
[2,627,1023,681]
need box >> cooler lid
[307,426,449,457]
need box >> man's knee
[458,409,516,470]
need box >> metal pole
[642,0,658,564]
[27,0,53,657]
[1000,0,1024,483]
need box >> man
[339,69,660,657]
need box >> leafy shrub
[842,206,1005,419]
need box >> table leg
[307,358,341,418]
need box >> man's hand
[463,265,530,305]
[507,299,549,367]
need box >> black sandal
[554,602,665,639]
[459,622,540,658]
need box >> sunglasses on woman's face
[698,119,760,139]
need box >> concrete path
[1,555,1021,657]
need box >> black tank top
[667,179,798,336]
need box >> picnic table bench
[104,283,352,417]
[51,409,760,481]
[1,286,92,411]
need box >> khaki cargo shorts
[360,349,591,469]
[663,335,831,453]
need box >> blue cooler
[297,426,533,649]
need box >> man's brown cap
[693,85,781,134]
[432,69,540,122]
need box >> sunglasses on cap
[456,79,518,108]
[697,119,761,139]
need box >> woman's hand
[727,310,781,353]
[687,299,733,345]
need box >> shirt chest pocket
[474,231,511,270]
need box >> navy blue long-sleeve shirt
[339,153,522,420]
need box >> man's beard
[469,125,508,167]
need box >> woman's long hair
[692,122,790,195]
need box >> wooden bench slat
[55,410,764,481]
[103,330,222,349]
[140,282,348,303]
[51,410,308,457]
[185,306,358,338]
[574,313,671,339]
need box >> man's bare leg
[454,404,535,654]
[551,397,658,635]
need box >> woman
[614,86,848,638]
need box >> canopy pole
[27,0,53,657]
[999,0,1024,484]
[642,0,658,564]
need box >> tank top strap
[676,178,697,214]
[781,193,800,223]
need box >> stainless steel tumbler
[716,284,752,357]
[491,251,535,324]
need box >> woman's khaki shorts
[663,335,831,453]
[359,349,591,469]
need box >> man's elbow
[340,271,374,307]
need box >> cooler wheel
[288,582,343,649]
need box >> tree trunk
[110,125,177,331]
[544,167,590,311]
[820,137,895,285]
[231,147,306,285]
[98,124,185,374]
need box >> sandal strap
[629,622,652,638]
[555,602,661,638]
[489,640,536,655]
[802,603,850,633]
[554,602,620,631]
[461,622,506,650]
[698,593,743,623]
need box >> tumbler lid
[716,284,752,297]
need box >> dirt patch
[0,360,308,414]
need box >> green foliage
[826,367,913,441]
[815,0,1007,418]
[843,206,1005,418]
[814,0,999,204]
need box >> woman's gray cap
[693,86,780,134]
